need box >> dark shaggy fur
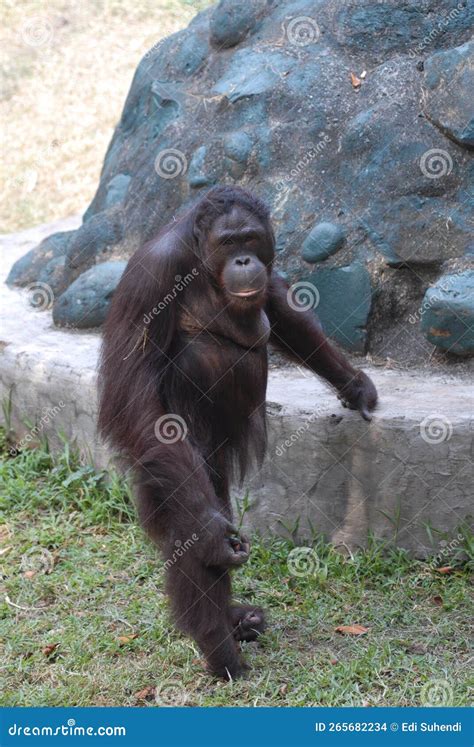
[98,185,377,678]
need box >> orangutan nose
[234,256,251,266]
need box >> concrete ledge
[1,221,472,555]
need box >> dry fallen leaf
[135,686,155,701]
[118,633,139,645]
[335,624,369,636]
[42,643,60,657]
[350,72,362,89]
[23,570,36,579]
[436,566,454,574]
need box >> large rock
[302,263,373,353]
[421,270,474,354]
[422,40,474,149]
[52,261,127,329]
[209,0,266,49]
[6,0,474,361]
[7,231,74,287]
[302,221,346,263]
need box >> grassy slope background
[0,0,212,233]
[0,431,472,707]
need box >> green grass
[0,430,472,707]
